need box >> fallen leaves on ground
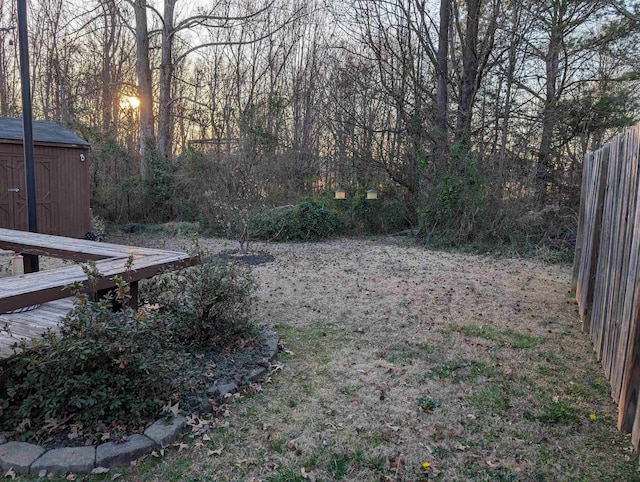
[174,442,189,452]
[208,446,224,456]
[301,467,317,481]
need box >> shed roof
[0,117,90,147]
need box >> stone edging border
[0,330,279,476]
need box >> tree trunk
[158,0,177,160]
[498,2,521,186]
[0,31,8,116]
[101,0,118,133]
[132,0,155,178]
[537,3,563,205]
[454,0,482,147]
[0,0,11,116]
[436,0,450,150]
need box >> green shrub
[0,257,259,438]
[89,214,107,239]
[87,135,146,223]
[141,258,257,349]
[249,205,299,241]
[303,187,413,235]
[144,148,177,222]
[420,145,486,246]
[198,215,230,237]
[250,199,340,242]
[347,187,412,234]
[0,281,177,435]
[174,198,200,222]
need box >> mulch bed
[212,250,275,266]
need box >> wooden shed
[0,117,90,238]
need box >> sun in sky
[120,95,140,109]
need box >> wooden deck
[0,228,192,313]
[0,298,74,358]
[0,228,193,359]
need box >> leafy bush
[144,148,177,222]
[461,197,578,261]
[0,256,259,439]
[89,214,107,240]
[250,199,341,242]
[87,134,146,223]
[141,258,257,348]
[0,280,177,435]
[420,145,486,246]
[330,186,412,234]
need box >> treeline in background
[2,0,640,257]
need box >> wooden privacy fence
[572,122,640,448]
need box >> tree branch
[174,1,276,32]
[173,6,303,65]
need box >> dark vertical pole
[17,0,38,272]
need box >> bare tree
[452,0,499,147]
[129,0,155,178]
[0,1,18,117]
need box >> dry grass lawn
[11,234,640,481]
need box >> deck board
[0,229,192,312]
[0,299,74,359]
[0,228,188,261]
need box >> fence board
[572,150,592,293]
[604,132,634,384]
[611,129,640,400]
[575,148,608,332]
[575,122,640,449]
[591,135,622,361]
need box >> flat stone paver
[248,366,268,382]
[209,380,237,399]
[96,435,156,468]
[144,415,186,446]
[31,446,96,474]
[0,441,46,474]
[265,331,278,357]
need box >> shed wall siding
[0,143,90,238]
